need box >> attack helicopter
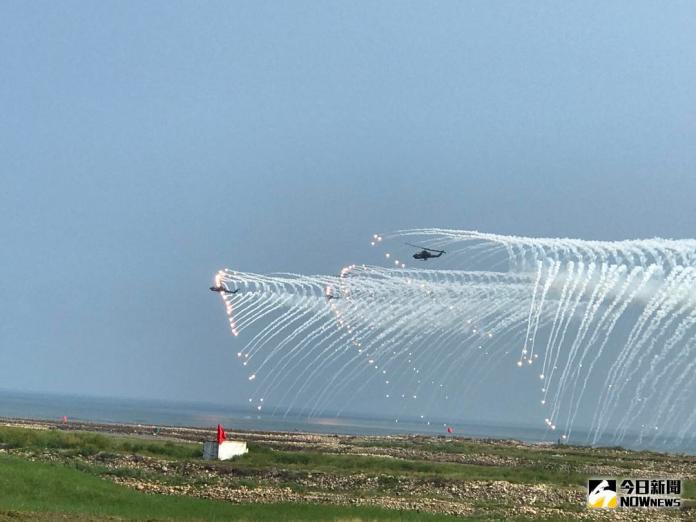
[209,285,239,294]
[407,243,446,260]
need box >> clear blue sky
[2,1,696,411]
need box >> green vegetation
[0,427,583,487]
[355,436,678,467]
[2,426,694,496]
[0,454,458,521]
[0,424,692,520]
[235,443,586,487]
[0,426,200,459]
[685,480,696,500]
[352,437,696,494]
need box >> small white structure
[202,440,248,461]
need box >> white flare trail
[211,231,696,450]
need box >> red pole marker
[217,424,227,444]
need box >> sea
[1,388,693,454]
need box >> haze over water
[2,389,694,455]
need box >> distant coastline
[1,388,694,455]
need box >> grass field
[0,426,200,459]
[3,426,690,494]
[0,454,460,521]
[0,423,693,521]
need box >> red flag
[216,424,226,444]
[447,426,454,434]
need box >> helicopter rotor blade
[405,242,446,254]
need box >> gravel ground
[1,417,694,521]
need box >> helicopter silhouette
[407,243,446,260]
[209,285,239,294]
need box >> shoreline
[0,414,688,458]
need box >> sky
[2,1,696,414]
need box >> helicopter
[324,286,341,301]
[407,243,446,260]
[209,285,239,294]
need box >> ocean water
[0,389,693,454]
[0,389,555,439]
